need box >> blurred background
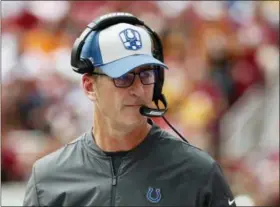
[1,1,279,206]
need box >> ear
[82,74,97,102]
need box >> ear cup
[75,58,93,74]
[80,58,94,74]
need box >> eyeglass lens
[114,70,156,88]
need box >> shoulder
[156,127,216,172]
[32,133,86,181]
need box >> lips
[124,103,144,108]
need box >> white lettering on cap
[147,111,162,116]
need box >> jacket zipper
[110,158,118,207]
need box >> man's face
[84,66,155,127]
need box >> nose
[129,75,144,96]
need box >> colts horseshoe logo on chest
[146,187,162,203]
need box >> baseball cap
[80,23,168,78]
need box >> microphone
[139,94,168,117]
[139,94,189,143]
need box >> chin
[125,112,146,125]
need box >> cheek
[97,84,122,113]
[144,85,154,100]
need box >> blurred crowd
[2,1,279,206]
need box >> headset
[71,12,188,143]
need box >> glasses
[92,69,157,88]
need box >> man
[23,13,236,206]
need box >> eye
[118,74,128,81]
[140,70,154,78]
[115,73,135,85]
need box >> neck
[92,110,151,152]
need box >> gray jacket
[23,120,236,206]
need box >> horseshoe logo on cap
[119,28,142,51]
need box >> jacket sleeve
[23,165,40,206]
[196,162,236,207]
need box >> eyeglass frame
[92,68,158,88]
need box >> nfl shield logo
[119,29,142,50]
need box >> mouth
[125,105,141,107]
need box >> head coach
[23,12,236,207]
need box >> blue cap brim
[98,54,168,78]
